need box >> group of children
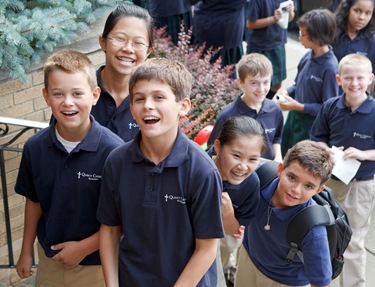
[13,1,375,287]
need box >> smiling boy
[97,58,224,287]
[207,53,284,162]
[235,140,334,287]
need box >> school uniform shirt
[15,117,124,265]
[311,95,375,179]
[91,66,138,142]
[247,0,288,50]
[207,147,260,227]
[287,48,338,116]
[333,32,375,73]
[243,178,332,286]
[148,0,192,17]
[97,128,224,287]
[193,0,247,49]
[207,95,284,160]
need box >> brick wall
[0,49,105,286]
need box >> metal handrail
[0,116,48,268]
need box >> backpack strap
[285,203,336,265]
[255,160,279,190]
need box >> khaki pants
[327,178,375,287]
[234,245,309,287]
[35,243,105,287]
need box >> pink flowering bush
[152,24,241,139]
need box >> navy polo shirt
[333,32,375,72]
[91,66,138,142]
[97,128,224,287]
[311,95,375,179]
[148,0,191,17]
[207,95,284,160]
[207,147,260,227]
[247,0,288,50]
[193,0,247,49]
[287,48,338,116]
[15,117,124,265]
[243,178,332,286]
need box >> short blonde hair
[237,53,273,82]
[338,54,372,75]
[44,50,97,90]
[129,58,192,102]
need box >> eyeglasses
[299,31,308,38]
[107,37,149,51]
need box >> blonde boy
[15,50,124,286]
[311,53,375,287]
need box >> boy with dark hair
[15,50,124,286]
[97,58,224,287]
[311,53,375,287]
[235,140,334,287]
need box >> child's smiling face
[272,161,324,208]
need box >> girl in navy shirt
[333,0,375,73]
[208,116,266,286]
[92,3,154,142]
[278,9,338,156]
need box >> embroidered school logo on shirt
[353,132,371,140]
[310,75,323,83]
[77,171,102,180]
[264,128,275,134]
[164,194,187,204]
[128,122,138,129]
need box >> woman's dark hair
[297,9,336,46]
[102,3,154,48]
[217,116,267,153]
[335,0,375,41]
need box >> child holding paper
[311,53,375,287]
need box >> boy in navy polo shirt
[15,50,124,286]
[97,58,224,287]
[208,53,284,162]
[311,53,375,287]
[235,140,334,287]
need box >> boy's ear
[336,74,342,86]
[178,98,191,117]
[276,162,283,177]
[42,88,51,107]
[237,78,245,88]
[92,86,101,106]
[317,185,325,194]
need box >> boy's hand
[51,241,85,268]
[232,225,245,239]
[16,253,34,279]
[343,147,368,161]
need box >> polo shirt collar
[48,115,102,152]
[132,128,190,168]
[237,93,273,113]
[310,46,334,64]
[338,94,374,113]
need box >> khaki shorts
[35,243,105,287]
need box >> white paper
[278,1,291,29]
[331,146,361,185]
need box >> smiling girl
[92,3,154,142]
[208,116,266,286]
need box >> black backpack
[255,160,352,279]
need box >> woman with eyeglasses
[93,3,154,142]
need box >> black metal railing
[0,116,48,268]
